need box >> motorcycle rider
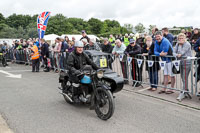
[67,41,99,105]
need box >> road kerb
[0,115,13,133]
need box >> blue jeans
[59,54,64,70]
[149,70,158,88]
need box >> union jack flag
[37,11,51,40]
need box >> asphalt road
[0,64,200,133]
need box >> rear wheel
[95,88,115,120]
[2,58,6,67]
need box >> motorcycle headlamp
[97,70,104,79]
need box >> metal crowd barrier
[5,49,31,64]
[111,54,200,99]
[3,48,200,100]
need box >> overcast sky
[1,0,200,28]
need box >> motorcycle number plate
[100,58,107,68]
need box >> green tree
[120,27,130,35]
[88,18,103,34]
[26,22,38,38]
[46,14,73,35]
[0,24,17,38]
[0,13,5,24]
[123,24,133,33]
[6,14,32,29]
[135,23,145,33]
[148,25,156,34]
[67,17,88,33]
[101,22,109,33]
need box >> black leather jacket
[67,50,99,78]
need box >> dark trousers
[32,59,40,72]
[120,61,128,80]
[43,57,48,68]
[131,59,143,84]
[149,70,158,88]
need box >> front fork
[91,80,110,105]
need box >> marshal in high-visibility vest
[109,37,115,46]
[124,37,130,47]
[31,45,40,60]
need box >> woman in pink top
[54,37,62,72]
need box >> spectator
[34,38,40,50]
[181,29,186,34]
[49,44,55,71]
[185,29,192,40]
[29,41,40,72]
[101,38,113,69]
[154,31,175,94]
[136,34,145,49]
[101,38,113,53]
[41,39,50,72]
[72,37,76,43]
[190,28,200,45]
[82,39,88,50]
[115,35,122,42]
[142,36,160,91]
[194,37,200,82]
[122,33,130,47]
[162,27,174,45]
[109,34,116,47]
[124,39,142,87]
[64,36,70,44]
[80,30,90,42]
[67,41,75,53]
[112,39,127,83]
[54,37,62,72]
[84,38,101,51]
[173,33,192,101]
[151,27,159,43]
[60,37,68,70]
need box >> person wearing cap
[67,41,99,83]
[122,33,130,47]
[80,30,90,43]
[124,39,142,87]
[109,34,116,47]
[84,38,101,51]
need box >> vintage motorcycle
[59,50,124,120]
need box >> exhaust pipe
[59,92,73,103]
[58,87,63,90]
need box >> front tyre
[95,88,115,120]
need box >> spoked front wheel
[95,88,115,120]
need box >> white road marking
[138,87,151,92]
[0,70,22,79]
[6,70,31,73]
